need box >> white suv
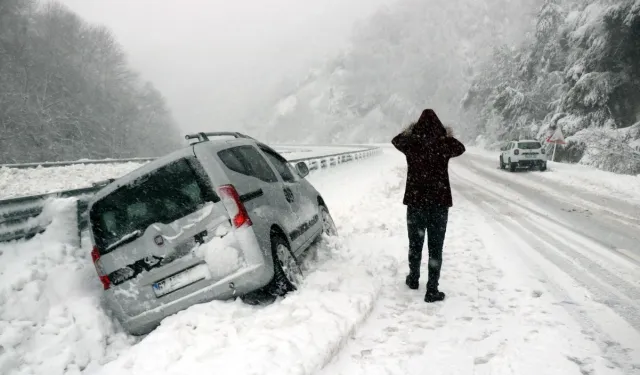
[499,140,547,172]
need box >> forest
[462,0,640,173]
[0,0,181,164]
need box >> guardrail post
[77,200,83,247]
[75,199,90,248]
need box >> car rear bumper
[118,262,273,335]
[107,227,274,336]
[515,159,546,167]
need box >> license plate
[152,264,209,298]
[525,154,536,158]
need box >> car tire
[509,158,516,172]
[267,234,303,297]
[540,162,547,172]
[320,205,338,236]
[499,156,505,169]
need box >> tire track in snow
[451,166,640,305]
[453,158,640,276]
[451,165,640,373]
[462,156,640,254]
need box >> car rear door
[88,156,232,313]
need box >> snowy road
[320,150,640,375]
[451,154,640,369]
[1,148,639,375]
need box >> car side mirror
[295,162,309,178]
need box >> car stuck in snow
[87,132,338,335]
[499,140,547,172]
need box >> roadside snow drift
[0,198,134,375]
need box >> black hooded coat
[391,109,466,208]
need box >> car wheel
[320,205,338,236]
[540,162,547,172]
[268,234,303,297]
[509,158,516,172]
[499,156,506,170]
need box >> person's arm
[391,131,420,154]
[443,137,466,158]
[392,124,421,154]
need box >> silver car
[87,132,337,335]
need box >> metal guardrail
[0,186,104,243]
[0,146,382,244]
[0,157,159,170]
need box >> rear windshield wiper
[105,229,144,252]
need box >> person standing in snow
[391,109,466,303]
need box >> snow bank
[566,126,640,175]
[0,162,145,200]
[0,198,134,375]
[540,158,640,203]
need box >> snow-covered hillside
[250,0,540,145]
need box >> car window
[260,146,296,183]
[90,157,219,254]
[218,148,249,175]
[218,145,278,183]
[518,141,542,149]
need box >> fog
[59,0,394,133]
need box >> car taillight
[514,149,520,155]
[218,185,252,228]
[91,246,111,290]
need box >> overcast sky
[59,0,393,133]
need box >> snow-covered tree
[0,0,181,163]
[463,0,640,173]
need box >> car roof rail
[184,132,256,142]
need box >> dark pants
[407,204,449,292]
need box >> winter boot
[424,290,446,303]
[405,274,419,290]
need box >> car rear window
[90,157,219,254]
[518,142,542,149]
